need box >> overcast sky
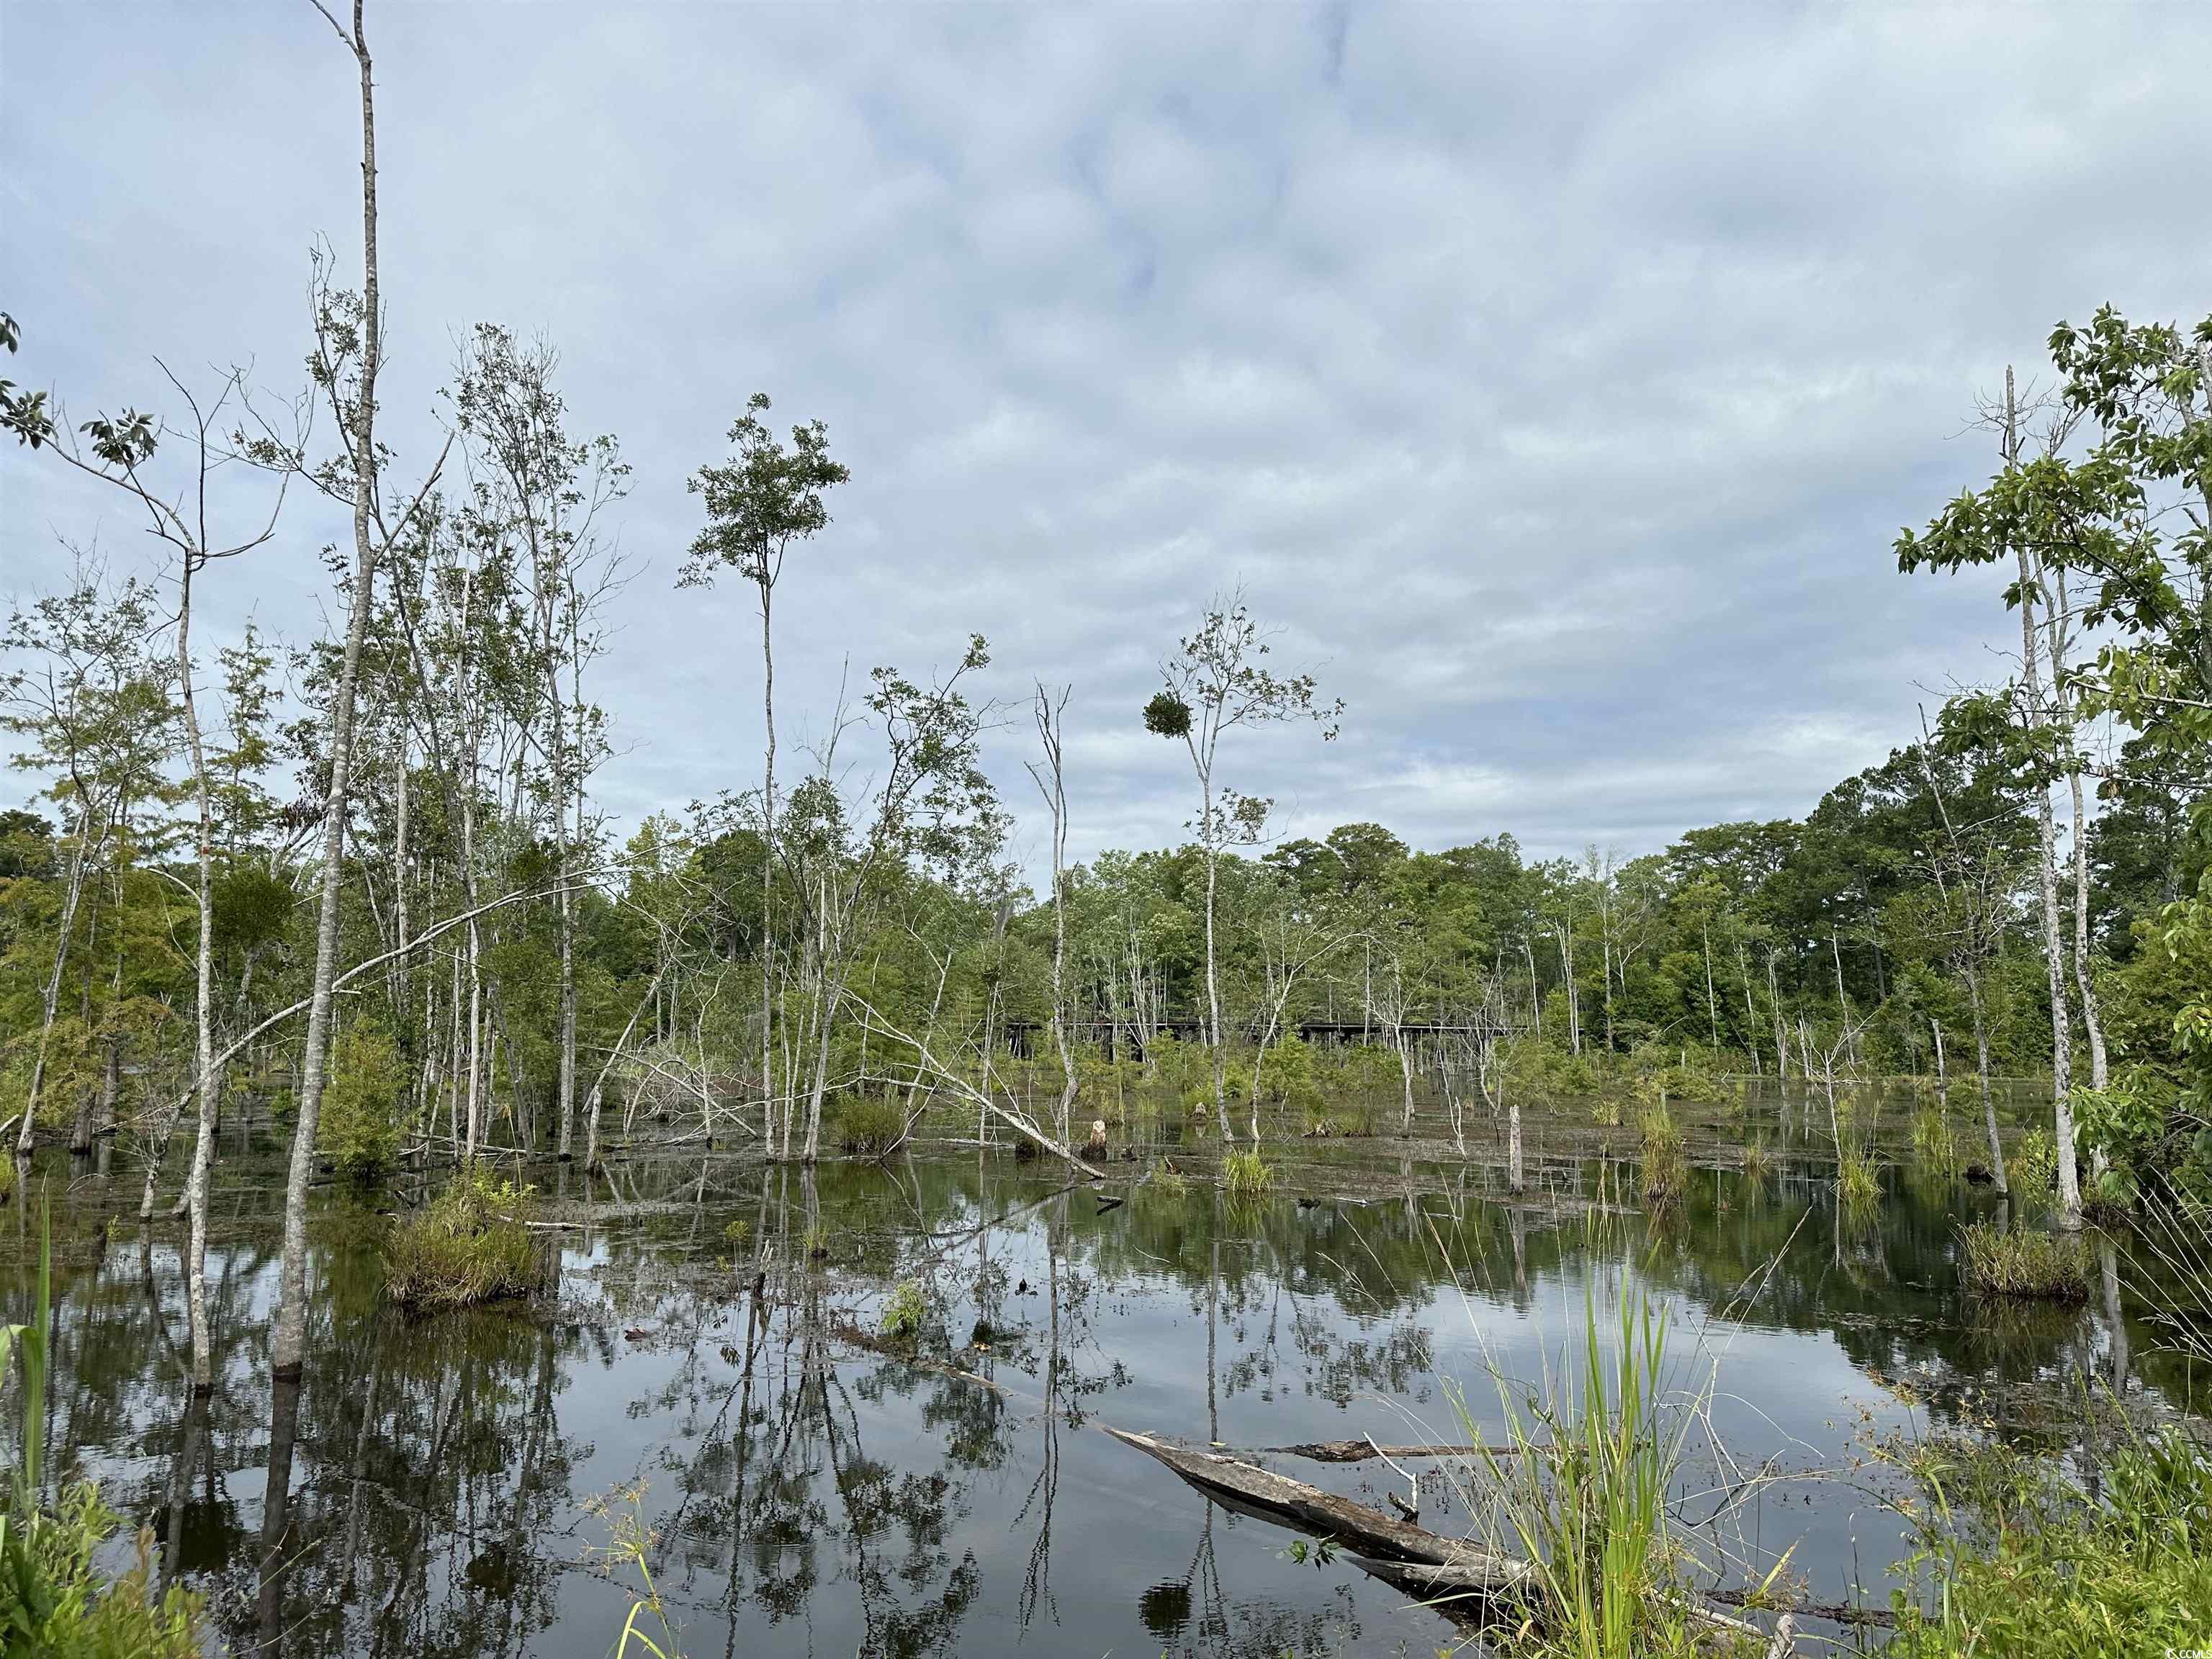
[4,2,2208,876]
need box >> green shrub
[2008,1128,2058,1205]
[1219,1059,1252,1105]
[1252,1033,1323,1109]
[1144,1033,1208,1097]
[1958,1221,2090,1302]
[384,1163,543,1310]
[0,1488,207,1658]
[835,1092,907,1155]
[1887,1427,2212,1658]
[1318,1043,1403,1100]
[319,1020,404,1175]
[880,1280,926,1344]
[1075,1043,1142,1118]
[2085,1162,2139,1221]
[1629,1043,1726,1105]
[2071,1078,2160,1176]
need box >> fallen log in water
[1106,1426,1859,1653]
[1100,1427,1534,1588]
[1261,1439,1527,1464]
[1350,1558,1784,1650]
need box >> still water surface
[2,1121,2175,1658]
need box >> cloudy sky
[4,2,2208,873]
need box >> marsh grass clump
[1151,1166,1187,1200]
[1740,1135,1771,1182]
[836,1092,907,1156]
[384,1164,544,1311]
[1303,1094,1377,1138]
[1637,1105,1683,1205]
[1958,1221,2090,1302]
[879,1279,927,1345]
[1223,1148,1272,1200]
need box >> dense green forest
[6,306,2212,1223]
[1,0,2210,1414]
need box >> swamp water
[1,1098,2187,1659]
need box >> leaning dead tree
[845,990,1100,1176]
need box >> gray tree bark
[276,0,384,1375]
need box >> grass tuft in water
[585,1480,684,1658]
[1223,1148,1272,1200]
[1958,1222,2089,1302]
[1638,1107,1683,1205]
[383,1163,544,1311]
[836,1092,907,1156]
[1912,1102,1961,1178]
[1465,1284,1717,1658]
[1838,1145,1881,1215]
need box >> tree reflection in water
[0,1136,2193,1659]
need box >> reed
[1460,1285,1714,1658]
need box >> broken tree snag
[1102,1428,1535,1591]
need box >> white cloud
[3,1,2208,871]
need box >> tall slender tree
[276,0,449,1372]
[1145,595,1339,1141]
[680,395,848,1154]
